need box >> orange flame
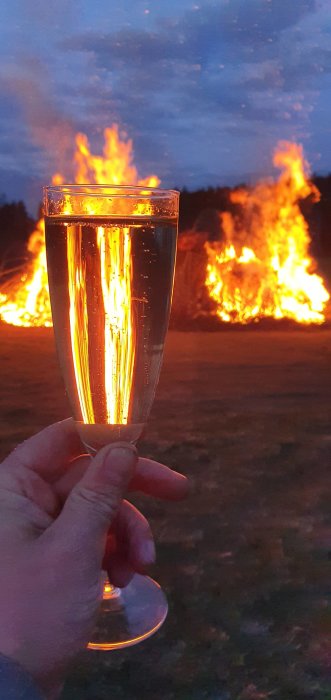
[66,225,95,423]
[205,142,329,324]
[0,125,159,430]
[74,125,159,188]
[0,136,329,332]
[0,125,159,329]
[66,219,135,427]
[96,225,135,424]
[0,218,52,327]
[66,220,136,429]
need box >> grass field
[0,325,330,700]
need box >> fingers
[47,444,137,562]
[103,500,155,588]
[129,457,189,501]
[2,419,188,501]
[2,419,84,482]
[54,455,91,503]
[0,465,60,520]
[52,454,185,589]
[103,531,134,588]
[55,454,188,503]
[106,553,135,588]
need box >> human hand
[0,420,188,699]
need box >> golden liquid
[45,216,177,451]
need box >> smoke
[1,76,75,179]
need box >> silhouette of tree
[0,173,331,270]
[0,201,35,269]
[309,174,331,256]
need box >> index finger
[2,419,84,482]
[129,457,189,500]
[55,455,189,502]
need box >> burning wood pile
[173,142,329,326]
[0,128,329,328]
[0,126,159,328]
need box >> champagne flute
[44,184,179,650]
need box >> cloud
[18,0,78,27]
[0,0,329,211]
[57,0,323,132]
[62,0,318,63]
[56,0,327,189]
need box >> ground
[0,325,330,700]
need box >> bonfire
[0,129,329,327]
[205,142,329,324]
[0,125,159,327]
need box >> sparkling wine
[45,216,177,451]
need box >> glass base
[76,422,144,455]
[87,574,168,651]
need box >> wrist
[0,651,45,699]
[0,647,64,700]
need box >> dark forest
[0,174,331,271]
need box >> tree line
[179,175,331,257]
[0,200,35,271]
[0,173,331,270]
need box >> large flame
[0,136,329,330]
[0,125,159,429]
[0,218,51,327]
[205,142,329,324]
[0,124,159,329]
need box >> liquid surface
[45,216,177,448]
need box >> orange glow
[0,124,159,431]
[74,125,159,188]
[96,225,135,424]
[205,141,329,324]
[87,577,166,651]
[67,225,95,424]
[103,581,119,599]
[86,619,165,651]
[0,218,52,327]
[0,136,329,329]
[0,124,159,329]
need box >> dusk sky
[0,0,330,214]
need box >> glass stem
[102,571,121,600]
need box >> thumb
[48,443,137,558]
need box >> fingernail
[141,538,156,566]
[101,444,137,479]
[105,443,138,461]
[108,442,138,455]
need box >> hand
[0,420,188,699]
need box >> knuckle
[72,484,121,521]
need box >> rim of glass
[44,184,179,198]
